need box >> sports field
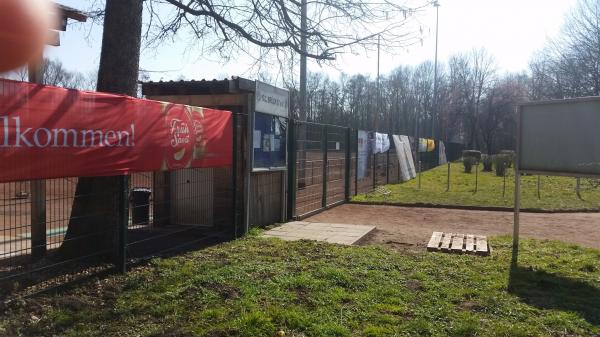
[353,162,600,211]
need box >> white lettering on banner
[52,128,78,147]
[0,117,136,148]
[169,118,191,147]
[33,128,52,147]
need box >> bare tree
[531,0,600,99]
[59,0,433,257]
[59,0,143,259]
[446,49,496,149]
[0,59,96,90]
[143,0,430,65]
[478,74,526,153]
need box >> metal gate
[288,121,353,219]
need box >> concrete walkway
[263,221,376,245]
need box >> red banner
[0,79,232,182]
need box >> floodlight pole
[432,1,440,139]
[299,0,307,121]
[376,34,381,132]
[296,0,308,194]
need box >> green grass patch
[1,234,599,336]
[354,162,600,211]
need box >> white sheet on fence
[373,132,390,154]
[439,141,448,165]
[383,134,390,152]
[357,130,370,179]
[401,135,417,178]
[393,135,410,181]
[393,135,417,181]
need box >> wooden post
[28,57,47,260]
[243,95,253,235]
[474,163,479,193]
[576,177,582,199]
[446,162,450,192]
[386,146,390,185]
[503,163,507,198]
[537,175,541,200]
[418,161,422,190]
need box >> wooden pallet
[427,232,490,256]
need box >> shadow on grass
[508,264,600,325]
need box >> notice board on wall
[253,111,287,169]
[252,81,289,171]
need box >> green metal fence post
[287,119,297,220]
[344,127,351,201]
[117,175,129,274]
[322,126,328,207]
[354,130,358,195]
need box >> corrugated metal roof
[141,77,256,96]
[55,3,88,22]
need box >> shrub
[499,150,515,168]
[462,150,482,161]
[493,154,510,177]
[482,154,493,172]
[463,157,477,173]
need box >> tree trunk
[58,0,143,259]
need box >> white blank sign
[519,98,600,176]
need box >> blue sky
[45,0,577,82]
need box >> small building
[142,77,288,231]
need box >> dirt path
[305,204,600,250]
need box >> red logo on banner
[190,107,207,160]
[164,105,194,170]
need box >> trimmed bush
[493,154,510,177]
[462,150,482,161]
[499,150,515,168]
[463,156,477,173]
[482,154,493,172]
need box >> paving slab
[263,221,376,245]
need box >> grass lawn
[353,162,600,211]
[2,231,599,337]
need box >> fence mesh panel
[325,126,347,206]
[295,123,325,216]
